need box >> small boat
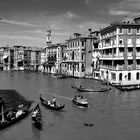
[32,104,42,129]
[72,95,88,107]
[71,85,111,92]
[0,102,31,130]
[51,73,67,79]
[84,122,94,127]
[115,84,140,91]
[40,95,65,111]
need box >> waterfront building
[38,47,46,72]
[2,46,14,71]
[56,42,67,74]
[13,46,25,70]
[13,46,41,71]
[90,30,101,80]
[30,47,41,71]
[84,29,101,79]
[0,47,4,70]
[23,47,32,71]
[62,32,95,78]
[99,16,140,86]
[44,29,58,74]
[45,44,57,73]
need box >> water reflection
[31,124,41,140]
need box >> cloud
[64,12,77,19]
[109,9,131,15]
[0,34,42,40]
[85,0,90,4]
[1,18,39,27]
[78,21,107,31]
[108,0,140,16]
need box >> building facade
[99,16,140,86]
[61,33,91,78]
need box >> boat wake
[38,89,71,101]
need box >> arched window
[119,73,122,81]
[136,72,139,80]
[128,72,131,80]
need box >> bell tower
[46,27,52,47]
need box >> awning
[2,55,8,59]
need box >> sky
[0,0,140,47]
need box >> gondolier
[0,97,4,112]
[0,97,5,122]
[52,97,56,106]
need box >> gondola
[84,122,93,127]
[32,104,42,129]
[51,73,67,79]
[71,96,88,107]
[0,102,31,130]
[71,85,111,92]
[40,95,65,111]
[115,84,140,91]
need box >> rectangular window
[82,41,84,46]
[136,37,140,44]
[128,28,132,34]
[119,40,123,45]
[111,72,116,80]
[137,28,140,34]
[119,28,123,33]
[127,37,132,44]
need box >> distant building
[56,42,67,73]
[99,16,140,86]
[13,46,25,71]
[38,47,46,72]
[43,29,57,73]
[30,47,41,71]
[2,46,14,71]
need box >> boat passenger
[47,100,51,105]
[7,110,14,120]
[78,95,83,99]
[52,97,56,106]
[16,110,23,118]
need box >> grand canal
[0,71,140,140]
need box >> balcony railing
[101,65,124,70]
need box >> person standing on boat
[52,97,56,106]
[0,97,5,122]
[0,97,4,112]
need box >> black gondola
[84,122,93,126]
[32,104,42,129]
[72,96,88,108]
[0,102,31,130]
[40,95,65,111]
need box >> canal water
[0,71,140,140]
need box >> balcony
[101,65,124,70]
